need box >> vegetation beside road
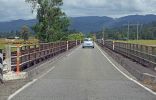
[0,38,38,49]
[26,0,70,42]
[115,40,156,45]
[0,33,84,50]
[0,0,84,50]
[68,33,84,41]
[96,22,156,40]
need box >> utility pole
[137,23,139,40]
[123,22,130,40]
[124,22,141,41]
[137,23,143,40]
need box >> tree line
[96,22,156,40]
[0,25,31,40]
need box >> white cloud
[63,0,156,17]
[0,0,36,22]
[0,0,156,21]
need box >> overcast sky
[0,0,156,22]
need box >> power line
[123,22,142,40]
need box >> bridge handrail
[96,39,156,71]
[5,40,81,72]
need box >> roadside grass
[0,45,4,49]
[0,38,39,50]
[115,40,156,45]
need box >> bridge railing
[96,39,156,71]
[0,49,3,82]
[7,40,81,73]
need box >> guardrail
[96,39,156,71]
[6,40,81,73]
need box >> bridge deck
[10,44,156,100]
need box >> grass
[115,40,156,45]
[0,44,4,49]
[0,38,39,50]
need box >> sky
[0,0,156,22]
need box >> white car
[82,38,94,48]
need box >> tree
[15,30,20,37]
[26,0,70,42]
[68,33,84,41]
[20,25,30,41]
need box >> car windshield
[84,39,89,41]
[84,38,92,41]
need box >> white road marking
[7,45,81,100]
[8,66,55,100]
[67,45,80,57]
[8,79,37,100]
[143,73,156,78]
[37,66,55,80]
[67,53,73,57]
[96,43,156,95]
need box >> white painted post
[76,40,77,46]
[102,38,104,45]
[67,41,69,51]
[113,41,115,50]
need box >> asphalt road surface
[10,44,156,100]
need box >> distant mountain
[112,14,156,28]
[69,16,114,33]
[0,19,37,32]
[1,14,156,33]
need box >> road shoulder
[95,43,156,95]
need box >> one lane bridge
[9,44,156,100]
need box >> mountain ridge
[0,14,156,33]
